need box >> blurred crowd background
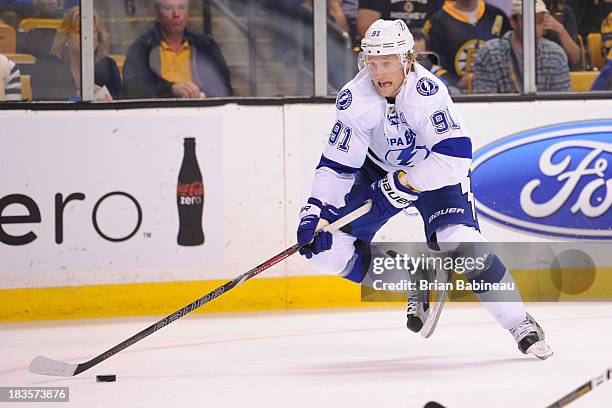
[0,0,610,102]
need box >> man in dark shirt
[566,0,612,36]
[0,0,61,17]
[543,0,581,68]
[424,0,510,90]
[357,0,444,36]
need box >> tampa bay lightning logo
[336,89,352,110]
[384,127,432,166]
[385,128,417,165]
[416,78,439,96]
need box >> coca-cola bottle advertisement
[177,137,205,246]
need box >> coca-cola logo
[177,181,204,205]
[472,120,612,239]
[176,181,204,205]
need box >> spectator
[424,0,511,91]
[327,0,350,33]
[566,0,612,36]
[486,0,512,16]
[543,0,581,68]
[591,11,612,90]
[31,7,121,100]
[262,0,354,93]
[0,0,62,20]
[0,53,21,100]
[339,0,359,46]
[122,0,232,99]
[411,28,460,93]
[472,0,571,93]
[357,0,444,37]
[603,10,612,55]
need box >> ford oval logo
[472,120,612,239]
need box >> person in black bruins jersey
[424,0,510,91]
[357,0,445,37]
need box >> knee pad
[308,230,357,276]
[434,224,495,280]
[435,224,487,251]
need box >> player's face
[365,55,406,97]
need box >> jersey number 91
[329,120,352,152]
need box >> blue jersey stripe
[431,137,472,159]
[317,155,360,174]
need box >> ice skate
[406,267,430,333]
[406,279,429,333]
[509,313,553,360]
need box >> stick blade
[29,355,78,377]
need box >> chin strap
[392,62,413,96]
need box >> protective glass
[358,53,404,75]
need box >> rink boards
[0,100,611,321]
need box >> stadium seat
[109,54,125,75]
[18,27,56,57]
[21,74,31,101]
[4,53,36,64]
[0,11,19,27]
[569,71,599,91]
[587,33,605,70]
[4,53,36,76]
[0,23,16,53]
[18,18,62,32]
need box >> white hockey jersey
[311,63,472,208]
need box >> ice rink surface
[1,303,611,408]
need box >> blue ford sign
[472,120,612,239]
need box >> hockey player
[296,19,552,359]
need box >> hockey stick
[424,368,611,408]
[29,200,372,377]
[546,367,611,408]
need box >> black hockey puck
[96,374,116,382]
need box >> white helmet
[360,19,415,64]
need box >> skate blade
[526,340,553,360]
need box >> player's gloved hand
[297,198,340,259]
[368,170,420,219]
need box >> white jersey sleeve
[310,71,384,207]
[399,68,472,191]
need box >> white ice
[1,303,611,408]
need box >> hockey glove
[368,170,420,219]
[297,198,340,259]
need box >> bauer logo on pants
[471,120,612,239]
